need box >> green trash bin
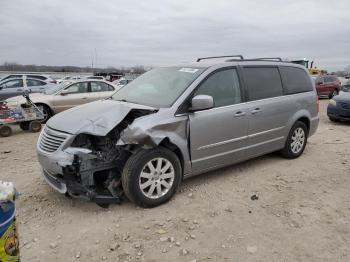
[0,181,19,262]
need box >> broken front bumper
[37,128,121,205]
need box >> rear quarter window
[279,66,313,94]
[242,67,283,101]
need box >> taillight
[50,80,57,84]
[317,96,320,113]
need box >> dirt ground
[0,100,349,262]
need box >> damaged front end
[37,104,157,206]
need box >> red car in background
[314,75,341,98]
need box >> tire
[28,121,42,132]
[329,89,339,99]
[0,125,12,137]
[36,104,51,123]
[19,121,30,131]
[280,121,308,159]
[122,147,182,208]
[329,117,340,122]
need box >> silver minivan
[36,57,319,207]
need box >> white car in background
[56,75,81,84]
[86,76,105,80]
[113,78,133,87]
[0,73,56,84]
[5,80,119,121]
[0,75,55,101]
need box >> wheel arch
[34,102,54,116]
[286,110,312,137]
[297,116,310,133]
[158,138,184,177]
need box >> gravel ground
[0,100,349,262]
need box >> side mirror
[316,81,323,85]
[190,95,214,111]
[60,89,69,96]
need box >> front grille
[339,102,350,110]
[39,127,68,153]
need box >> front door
[52,82,89,112]
[189,68,249,173]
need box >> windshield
[44,82,70,95]
[112,67,205,107]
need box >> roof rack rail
[253,57,283,61]
[196,55,244,62]
[225,57,284,62]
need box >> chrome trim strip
[197,126,284,150]
[248,126,284,138]
[193,136,284,164]
[198,135,248,150]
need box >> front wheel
[280,121,308,159]
[122,147,182,207]
[36,104,51,123]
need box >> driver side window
[65,82,88,94]
[194,68,241,108]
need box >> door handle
[82,97,87,99]
[234,111,246,117]
[251,108,261,114]
[16,89,22,91]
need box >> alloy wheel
[290,127,305,154]
[139,157,175,199]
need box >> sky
[0,0,349,71]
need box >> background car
[5,80,119,121]
[0,76,55,101]
[56,75,81,84]
[315,75,341,98]
[112,78,133,87]
[85,76,105,80]
[0,73,56,84]
[327,85,350,122]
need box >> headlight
[329,99,337,106]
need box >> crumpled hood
[46,99,156,136]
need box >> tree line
[0,62,147,74]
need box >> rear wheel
[0,125,12,137]
[122,147,182,207]
[29,121,42,132]
[329,89,339,99]
[280,121,308,159]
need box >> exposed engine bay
[58,109,156,206]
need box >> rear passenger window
[194,68,241,107]
[243,67,283,101]
[280,66,313,94]
[90,82,114,92]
